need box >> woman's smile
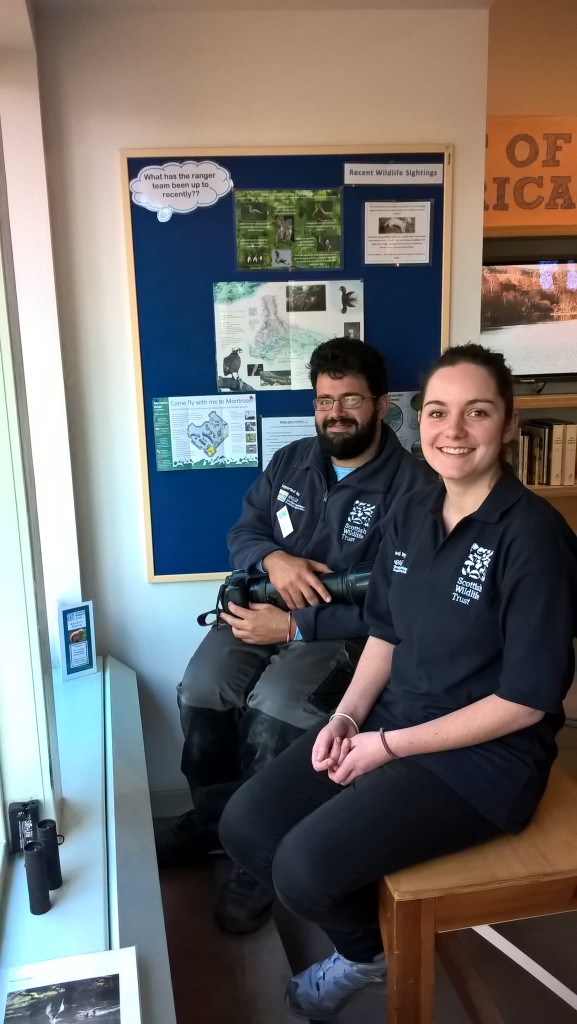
[437,445,476,456]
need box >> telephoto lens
[23,840,51,915]
[338,562,373,605]
[249,575,289,610]
[36,819,63,890]
[200,561,376,627]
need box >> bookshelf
[515,395,577,412]
[515,394,577,528]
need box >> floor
[158,724,577,1024]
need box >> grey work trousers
[176,624,366,828]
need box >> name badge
[276,506,294,538]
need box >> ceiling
[0,0,494,55]
[30,0,495,12]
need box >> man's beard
[316,409,380,460]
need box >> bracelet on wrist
[379,728,400,759]
[286,610,293,644]
[329,711,359,734]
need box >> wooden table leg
[380,885,436,1024]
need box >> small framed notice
[58,601,96,680]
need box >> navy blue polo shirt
[364,470,577,833]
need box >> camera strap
[196,581,227,628]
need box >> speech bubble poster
[130,159,233,221]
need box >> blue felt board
[124,150,449,578]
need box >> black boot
[157,705,242,869]
[211,710,301,929]
[180,704,244,825]
[214,864,274,934]
[155,810,224,869]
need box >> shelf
[515,394,577,410]
[526,485,577,497]
[513,398,577,523]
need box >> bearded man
[156,337,434,933]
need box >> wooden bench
[379,765,577,1023]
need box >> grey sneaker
[285,949,387,1019]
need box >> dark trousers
[177,625,365,828]
[219,726,504,961]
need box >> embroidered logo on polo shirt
[342,500,376,542]
[392,550,408,574]
[452,543,494,605]
[276,484,305,512]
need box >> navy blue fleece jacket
[227,426,435,641]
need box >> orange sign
[484,116,577,233]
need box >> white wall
[33,6,489,809]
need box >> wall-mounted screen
[481,236,577,380]
[481,261,577,378]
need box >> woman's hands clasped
[312,720,393,785]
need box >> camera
[214,562,374,618]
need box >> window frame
[0,134,60,879]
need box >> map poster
[234,189,342,271]
[153,393,258,470]
[214,280,364,392]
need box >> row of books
[515,420,577,487]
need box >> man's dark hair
[308,338,389,396]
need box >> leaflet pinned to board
[214,280,364,393]
[364,201,432,265]
[261,416,316,469]
[235,189,342,271]
[153,393,258,470]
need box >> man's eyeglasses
[313,394,376,412]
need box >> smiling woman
[217,341,577,1021]
[418,345,518,530]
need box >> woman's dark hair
[308,338,389,396]
[420,343,514,421]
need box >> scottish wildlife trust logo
[342,500,376,542]
[452,543,494,605]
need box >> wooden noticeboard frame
[121,144,453,582]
